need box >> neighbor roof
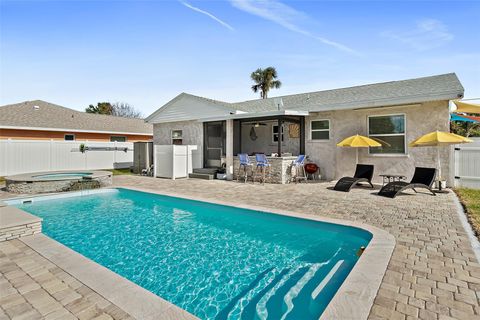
[230,73,464,113]
[0,100,153,135]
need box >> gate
[454,138,480,189]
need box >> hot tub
[5,170,112,194]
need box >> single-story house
[146,73,464,185]
[0,100,153,142]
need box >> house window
[272,125,284,143]
[171,130,183,145]
[110,136,126,142]
[64,134,75,141]
[368,114,406,154]
[311,120,330,140]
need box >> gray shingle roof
[0,100,153,134]
[230,73,464,112]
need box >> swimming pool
[13,188,372,319]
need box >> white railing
[0,139,133,176]
[454,137,480,189]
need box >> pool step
[188,173,214,180]
[193,168,219,175]
[224,260,348,320]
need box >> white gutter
[197,110,310,122]
[0,125,153,136]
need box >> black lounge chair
[333,164,374,192]
[378,167,436,198]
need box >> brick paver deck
[1,176,480,319]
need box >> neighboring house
[146,73,464,184]
[0,100,152,142]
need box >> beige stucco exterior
[305,101,451,184]
[153,100,452,185]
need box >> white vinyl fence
[0,139,133,176]
[454,137,480,189]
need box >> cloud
[180,1,234,31]
[382,19,453,51]
[229,0,357,54]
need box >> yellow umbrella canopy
[337,134,382,164]
[337,134,382,147]
[409,131,472,180]
[409,131,473,147]
[454,101,480,114]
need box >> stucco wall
[153,120,204,166]
[305,101,451,184]
[240,121,300,155]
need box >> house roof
[0,100,153,135]
[230,73,464,113]
[147,73,464,123]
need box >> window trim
[310,119,330,141]
[110,136,127,142]
[171,129,183,145]
[367,113,407,155]
[64,134,75,141]
[271,124,285,143]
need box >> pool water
[33,172,93,180]
[15,188,371,319]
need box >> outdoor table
[379,174,407,186]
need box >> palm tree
[250,67,282,99]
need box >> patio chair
[378,167,436,198]
[290,155,307,183]
[237,153,253,183]
[254,154,271,184]
[333,164,374,192]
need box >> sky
[1,0,479,116]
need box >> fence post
[113,141,117,168]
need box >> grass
[456,188,480,236]
[0,176,4,183]
[108,168,133,176]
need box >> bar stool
[254,154,271,184]
[290,155,307,183]
[237,153,253,183]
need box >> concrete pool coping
[5,186,395,320]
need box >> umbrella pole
[356,148,358,165]
[437,147,442,189]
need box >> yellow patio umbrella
[453,101,480,114]
[337,134,382,164]
[409,131,472,182]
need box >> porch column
[226,119,234,180]
[300,116,305,155]
[277,117,283,156]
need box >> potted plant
[79,144,87,153]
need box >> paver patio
[1,175,480,319]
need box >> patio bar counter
[233,155,297,184]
